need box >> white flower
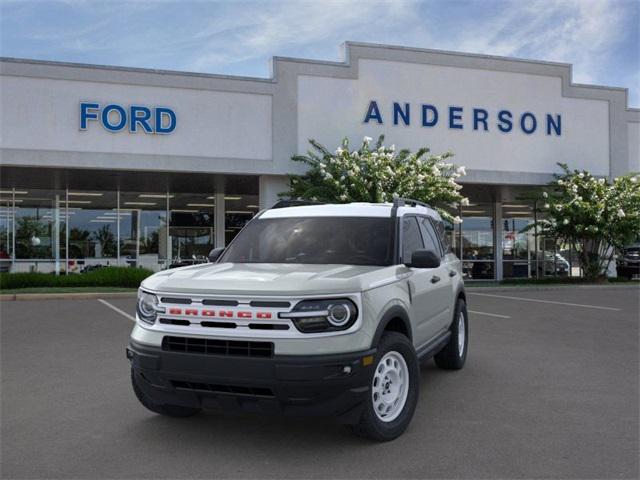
[339,194,348,201]
[542,191,548,198]
[324,172,333,180]
[578,172,584,178]
[453,216,462,224]
[555,205,562,211]
[631,176,638,183]
[557,179,564,185]
[389,144,395,152]
[544,203,550,209]
[461,197,470,206]
[335,147,343,155]
[598,178,605,184]
[363,136,372,143]
[618,209,626,218]
[456,166,467,176]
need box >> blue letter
[497,110,513,133]
[393,102,410,126]
[421,104,438,127]
[473,108,488,131]
[364,101,383,124]
[546,114,561,136]
[449,106,463,129]
[80,102,99,130]
[520,112,537,134]
[155,107,176,134]
[101,104,127,132]
[130,105,153,133]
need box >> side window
[418,217,443,257]
[402,216,424,263]
[435,220,451,253]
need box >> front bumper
[127,340,376,423]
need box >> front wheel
[434,298,468,370]
[348,332,419,442]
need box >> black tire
[348,332,419,442]
[131,369,201,418]
[434,298,468,370]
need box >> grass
[0,267,153,290]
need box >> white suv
[127,198,468,441]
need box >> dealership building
[1,42,638,279]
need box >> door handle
[431,275,441,284]
[449,270,457,277]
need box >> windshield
[220,216,394,266]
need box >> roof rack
[392,197,432,209]
[271,199,325,209]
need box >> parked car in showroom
[127,198,468,441]
[617,242,640,280]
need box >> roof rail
[392,197,433,209]
[271,199,325,209]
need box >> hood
[141,262,403,296]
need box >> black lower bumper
[127,340,376,423]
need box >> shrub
[0,267,154,290]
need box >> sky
[1,0,638,106]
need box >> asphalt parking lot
[1,286,638,479]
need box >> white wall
[298,59,611,177]
[0,75,272,162]
[628,122,640,173]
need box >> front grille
[162,336,274,357]
[171,380,274,397]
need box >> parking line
[468,310,511,319]
[468,292,621,311]
[98,299,136,322]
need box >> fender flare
[370,305,413,348]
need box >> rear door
[417,216,456,332]
[400,215,440,346]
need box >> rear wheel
[434,298,468,370]
[131,369,201,417]
[348,332,419,441]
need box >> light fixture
[461,210,487,214]
[225,210,254,214]
[172,209,199,213]
[60,200,92,204]
[123,202,157,206]
[504,211,533,215]
[502,204,532,209]
[186,203,215,207]
[223,196,242,201]
[68,192,104,197]
[246,205,260,209]
[138,194,174,198]
[90,219,116,223]
[0,190,28,195]
[0,198,23,203]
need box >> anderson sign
[363,100,562,136]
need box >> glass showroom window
[461,203,495,279]
[169,192,215,268]
[225,194,259,244]
[0,190,17,273]
[119,192,169,271]
[501,202,536,278]
[66,190,118,273]
[14,189,66,273]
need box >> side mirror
[406,249,440,269]
[207,247,225,263]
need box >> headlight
[280,298,358,333]
[136,290,164,325]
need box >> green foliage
[281,135,468,223]
[0,267,153,290]
[534,163,640,280]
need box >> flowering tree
[282,135,468,223]
[536,163,640,280]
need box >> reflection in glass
[169,192,215,268]
[461,204,494,279]
[225,194,259,244]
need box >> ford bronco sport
[127,198,468,441]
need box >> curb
[466,283,639,292]
[0,291,137,301]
